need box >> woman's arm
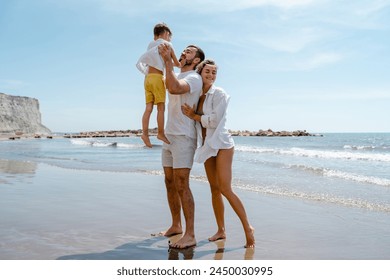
[181,103,202,122]
[182,91,229,129]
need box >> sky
[1,0,389,133]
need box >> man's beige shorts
[162,135,197,169]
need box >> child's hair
[154,23,172,37]
[196,59,217,74]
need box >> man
[158,43,205,249]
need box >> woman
[181,59,255,248]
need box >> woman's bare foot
[169,234,196,249]
[244,226,255,248]
[141,134,152,148]
[208,230,226,242]
[157,133,170,145]
[244,247,255,260]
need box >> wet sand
[0,162,389,260]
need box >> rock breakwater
[64,128,321,138]
[229,129,321,137]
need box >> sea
[1,133,390,213]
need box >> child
[136,23,182,148]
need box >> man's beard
[183,57,194,66]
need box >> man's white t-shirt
[165,70,202,139]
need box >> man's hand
[158,43,172,62]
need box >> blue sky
[1,0,389,133]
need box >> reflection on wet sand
[167,235,254,260]
[57,234,254,260]
[0,159,37,184]
[0,159,37,174]
[212,239,255,260]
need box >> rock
[0,92,51,134]
[229,129,320,137]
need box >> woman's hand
[181,103,197,120]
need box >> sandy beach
[1,161,389,260]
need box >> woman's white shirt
[194,85,234,163]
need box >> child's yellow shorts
[144,73,166,104]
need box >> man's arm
[159,44,190,95]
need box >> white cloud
[301,52,343,69]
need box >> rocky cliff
[0,92,51,134]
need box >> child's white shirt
[136,38,173,75]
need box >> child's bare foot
[208,230,226,242]
[141,134,152,148]
[244,226,255,248]
[169,234,196,249]
[157,133,170,144]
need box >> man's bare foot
[160,225,183,237]
[157,133,170,145]
[141,134,152,148]
[169,234,196,249]
[244,226,255,248]
[208,230,226,242]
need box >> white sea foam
[116,143,144,149]
[288,165,390,187]
[91,142,117,147]
[70,139,92,146]
[344,144,390,150]
[70,139,116,147]
[236,145,390,162]
[235,146,275,154]
[234,183,390,212]
[70,139,142,149]
[323,169,390,187]
[343,145,375,150]
[140,169,209,182]
[138,169,165,176]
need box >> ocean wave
[236,145,390,162]
[116,143,145,149]
[323,169,390,187]
[191,171,390,212]
[110,168,390,212]
[139,169,209,182]
[138,169,165,176]
[344,144,390,151]
[235,184,390,213]
[141,164,390,188]
[288,165,390,187]
[343,145,375,150]
[70,139,143,149]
